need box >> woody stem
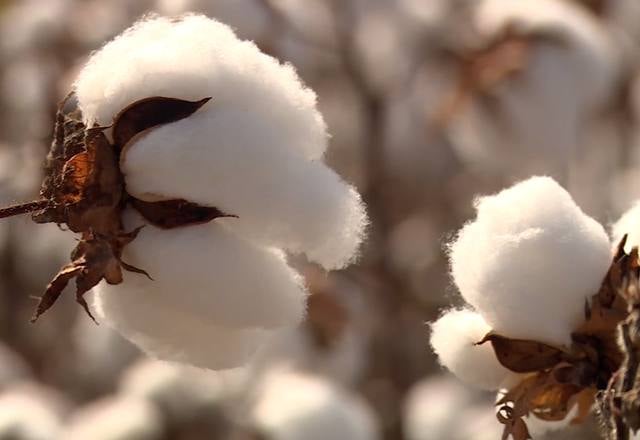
[0,200,49,219]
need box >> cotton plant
[430,176,640,439]
[0,14,367,371]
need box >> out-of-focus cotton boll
[430,309,519,390]
[251,369,381,440]
[450,0,619,178]
[74,15,366,270]
[475,0,618,110]
[611,202,640,252]
[449,176,612,346]
[63,396,164,440]
[0,383,69,440]
[403,375,478,440]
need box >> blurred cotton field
[0,1,639,440]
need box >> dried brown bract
[0,93,232,322]
[477,235,639,440]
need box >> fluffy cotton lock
[430,309,520,390]
[77,14,366,370]
[449,176,612,346]
[611,202,640,252]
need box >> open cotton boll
[611,202,640,252]
[450,176,611,346]
[63,396,164,440]
[430,309,519,390]
[475,0,618,111]
[251,368,381,440]
[121,116,367,270]
[100,210,306,330]
[450,0,619,177]
[93,274,283,370]
[74,15,326,162]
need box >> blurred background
[0,0,639,439]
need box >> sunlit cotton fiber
[430,309,519,390]
[75,14,367,370]
[449,176,611,346]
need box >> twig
[0,200,49,219]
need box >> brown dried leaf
[112,96,211,150]
[130,198,234,229]
[478,333,569,373]
[11,93,222,321]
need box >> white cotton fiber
[74,14,367,270]
[611,202,640,252]
[251,368,381,440]
[74,15,326,161]
[121,116,367,270]
[430,309,519,390]
[101,210,307,330]
[93,282,280,370]
[449,176,612,346]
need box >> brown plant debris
[0,92,232,322]
[477,235,640,440]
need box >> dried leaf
[112,96,211,149]
[130,198,234,229]
[0,93,225,321]
[478,333,569,373]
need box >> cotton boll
[251,369,381,440]
[450,0,619,177]
[63,396,164,440]
[122,117,367,270]
[475,0,618,111]
[430,309,519,390]
[74,15,327,161]
[611,202,640,252]
[100,210,306,329]
[450,176,612,346]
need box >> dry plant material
[477,236,639,440]
[0,93,232,322]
